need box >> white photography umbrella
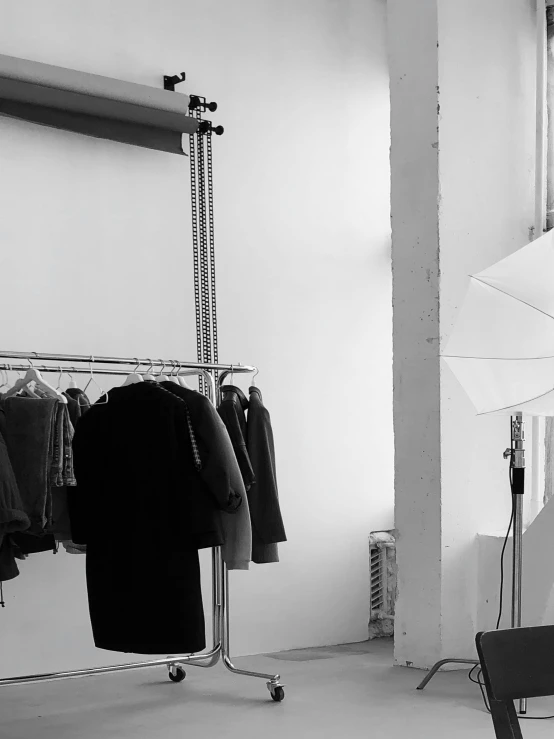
[443,228,554,416]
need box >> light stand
[417,413,527,716]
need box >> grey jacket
[218,385,286,564]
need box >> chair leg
[488,699,523,739]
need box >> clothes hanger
[142,359,157,382]
[23,380,43,399]
[251,367,259,387]
[83,357,108,404]
[155,360,169,383]
[122,359,144,386]
[6,363,41,399]
[168,361,181,385]
[176,362,194,390]
[56,366,64,391]
[4,359,68,404]
[56,365,74,394]
[0,367,10,390]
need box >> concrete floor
[2,638,554,738]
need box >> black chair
[476,626,554,738]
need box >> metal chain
[196,121,212,376]
[189,124,204,394]
[206,129,219,382]
[189,104,219,397]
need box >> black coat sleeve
[246,393,287,545]
[195,401,243,514]
[217,400,256,491]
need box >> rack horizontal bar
[0,351,255,374]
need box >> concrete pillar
[389,0,537,668]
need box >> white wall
[0,0,393,677]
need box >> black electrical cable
[496,481,515,631]
[468,467,554,720]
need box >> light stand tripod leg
[416,659,479,690]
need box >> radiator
[368,530,397,639]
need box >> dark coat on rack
[246,386,287,558]
[219,385,286,564]
[218,385,255,491]
[0,403,30,583]
[69,381,242,655]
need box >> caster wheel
[168,667,186,683]
[270,686,285,702]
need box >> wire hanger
[251,367,259,387]
[156,359,169,383]
[4,359,68,404]
[168,360,180,385]
[143,359,157,382]
[83,357,108,404]
[56,366,64,391]
[122,359,144,386]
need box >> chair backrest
[476,626,554,701]
[476,626,554,739]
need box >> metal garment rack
[0,350,285,702]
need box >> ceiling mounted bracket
[164,72,186,92]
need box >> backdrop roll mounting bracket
[197,119,224,136]
[189,94,218,113]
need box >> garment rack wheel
[168,664,187,683]
[267,681,285,702]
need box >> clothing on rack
[161,381,252,570]
[0,408,30,538]
[69,380,243,654]
[218,385,256,491]
[246,386,287,563]
[1,395,60,533]
[61,541,86,554]
[64,387,90,416]
[10,531,56,555]
[50,403,76,488]
[0,538,19,582]
[0,405,30,582]
[218,385,286,564]
[50,387,91,545]
[86,542,205,655]
[0,385,88,585]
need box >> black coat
[218,386,255,490]
[247,387,287,551]
[69,381,241,655]
[0,403,30,583]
